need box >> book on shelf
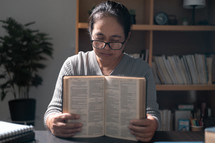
[207,56,213,84]
[206,55,215,84]
[140,49,149,62]
[181,56,192,84]
[0,121,35,143]
[194,54,207,84]
[162,56,177,84]
[178,104,194,110]
[158,109,173,131]
[174,110,192,131]
[154,56,171,84]
[185,54,199,84]
[212,55,215,84]
[63,75,146,141]
[151,62,161,84]
[128,53,140,59]
[205,126,215,143]
[178,119,190,131]
[128,49,149,62]
[153,54,213,85]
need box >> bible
[63,76,146,141]
[205,127,215,143]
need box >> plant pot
[8,98,36,122]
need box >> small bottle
[182,17,189,25]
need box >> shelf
[77,0,215,121]
[133,25,215,31]
[78,23,215,31]
[156,84,215,91]
[78,23,88,29]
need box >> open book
[205,127,215,143]
[63,76,146,141]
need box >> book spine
[153,54,213,85]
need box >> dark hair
[88,0,131,40]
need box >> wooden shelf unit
[156,85,215,91]
[78,23,215,31]
[76,0,215,91]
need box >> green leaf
[0,17,54,100]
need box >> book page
[104,76,146,141]
[63,76,105,137]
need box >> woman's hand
[46,113,82,138]
[129,114,158,142]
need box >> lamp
[183,0,206,25]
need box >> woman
[44,1,160,142]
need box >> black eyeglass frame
[91,40,126,50]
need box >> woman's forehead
[92,17,124,35]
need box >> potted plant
[0,17,53,123]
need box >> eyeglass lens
[92,41,123,50]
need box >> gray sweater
[44,51,160,128]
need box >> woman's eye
[111,41,120,43]
[95,38,104,41]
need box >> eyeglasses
[91,40,125,50]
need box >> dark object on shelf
[129,9,136,24]
[204,117,215,129]
[154,12,168,25]
[198,20,209,25]
[182,17,189,25]
[130,15,136,24]
[168,15,178,25]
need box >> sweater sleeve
[145,67,161,130]
[43,51,97,127]
[43,56,77,127]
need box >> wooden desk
[35,130,204,143]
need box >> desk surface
[35,130,204,143]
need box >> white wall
[0,0,76,129]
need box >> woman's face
[91,16,126,65]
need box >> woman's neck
[96,55,123,76]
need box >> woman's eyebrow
[93,33,122,40]
[111,35,122,39]
[94,32,104,36]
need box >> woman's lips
[100,52,112,56]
